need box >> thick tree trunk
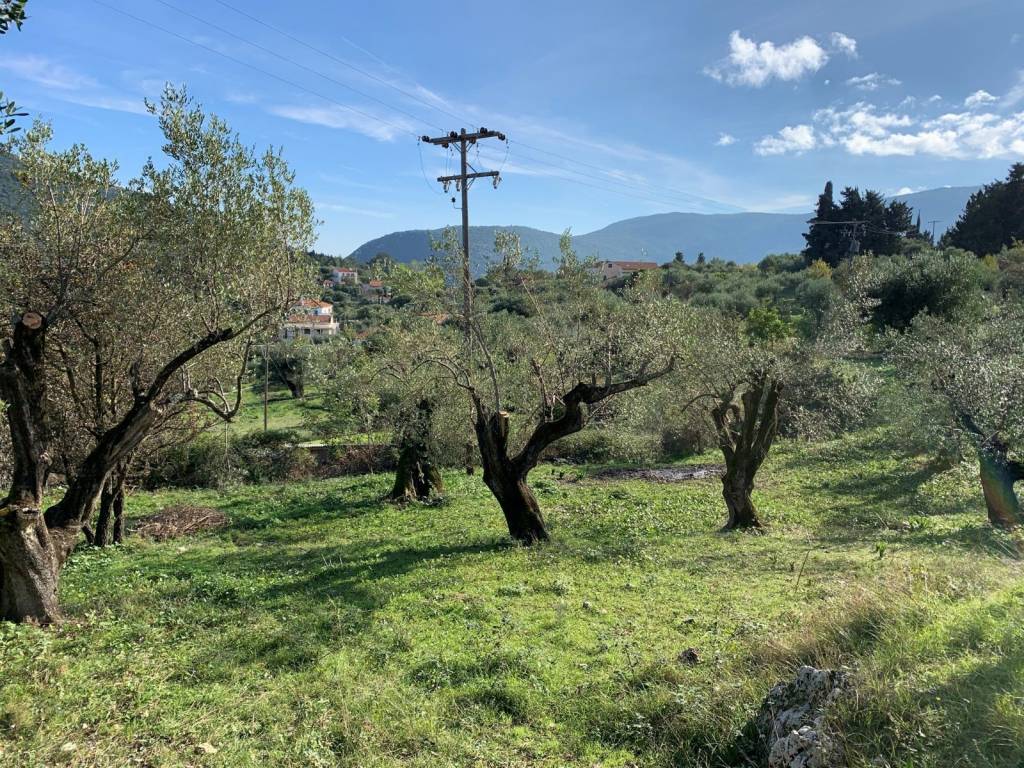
[721,466,762,530]
[93,477,115,547]
[387,399,444,502]
[468,361,674,544]
[91,463,128,546]
[474,408,549,543]
[979,448,1022,529]
[0,507,61,624]
[712,371,781,531]
[112,485,125,544]
[486,470,548,543]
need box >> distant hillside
[348,185,980,268]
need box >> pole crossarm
[421,128,506,146]
[436,171,499,183]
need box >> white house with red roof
[280,298,339,340]
[592,260,661,282]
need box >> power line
[479,143,728,211]
[150,0,445,134]
[209,0,471,127]
[155,0,732,212]
[88,0,419,140]
[100,0,733,213]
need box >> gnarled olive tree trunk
[1,312,238,624]
[91,461,129,546]
[474,408,548,543]
[711,371,783,530]
[387,398,444,502]
[472,361,673,545]
[978,442,1023,529]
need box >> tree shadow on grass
[164,537,510,679]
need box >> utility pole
[420,128,506,348]
[927,219,941,243]
[263,336,270,433]
[421,128,506,474]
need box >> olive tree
[888,307,1024,528]
[676,307,861,530]
[309,319,465,502]
[0,87,315,624]
[409,229,680,543]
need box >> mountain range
[348,186,979,268]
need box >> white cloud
[268,104,414,142]
[830,32,858,57]
[0,54,97,90]
[755,124,817,155]
[716,132,737,146]
[59,92,148,115]
[756,100,1024,159]
[846,73,901,91]
[1012,33,1021,45]
[314,201,394,218]
[705,31,844,87]
[1004,71,1024,108]
[964,89,997,108]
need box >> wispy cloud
[59,92,149,115]
[716,133,737,146]
[268,104,415,142]
[705,30,856,87]
[314,201,395,218]
[846,73,901,92]
[1003,71,1024,108]
[0,54,97,90]
[0,54,149,115]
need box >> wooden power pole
[421,127,506,473]
[420,128,506,343]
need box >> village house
[329,267,359,286]
[280,298,339,340]
[592,260,661,282]
[359,279,391,304]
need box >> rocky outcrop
[753,666,850,768]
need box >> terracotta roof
[285,314,337,325]
[297,298,333,308]
[366,280,385,288]
[608,261,659,270]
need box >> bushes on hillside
[542,429,662,465]
[145,429,316,489]
[861,249,987,330]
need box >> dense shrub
[864,250,987,330]
[778,361,877,441]
[543,428,662,465]
[660,417,715,458]
[145,429,316,488]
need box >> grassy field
[227,387,322,439]
[1,428,1022,767]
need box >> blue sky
[2,0,1023,254]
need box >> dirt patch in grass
[132,505,230,541]
[590,464,724,483]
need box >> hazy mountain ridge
[348,186,979,268]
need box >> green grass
[1,427,1022,767]
[227,387,322,439]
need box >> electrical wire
[88,0,420,141]
[150,0,445,134]
[101,0,735,212]
[158,0,733,210]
